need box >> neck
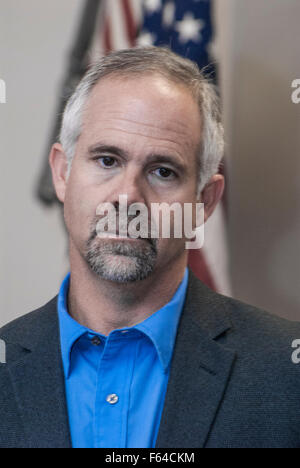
[68,241,188,335]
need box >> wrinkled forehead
[81,74,203,148]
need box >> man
[1,47,300,449]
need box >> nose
[112,165,146,209]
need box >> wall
[216,0,300,320]
[0,0,300,326]
[0,0,83,326]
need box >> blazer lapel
[156,272,236,448]
[4,298,72,448]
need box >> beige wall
[0,0,83,326]
[0,0,300,326]
[216,0,300,320]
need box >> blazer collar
[156,271,236,448]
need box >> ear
[49,143,69,203]
[199,174,225,223]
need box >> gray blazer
[1,271,300,448]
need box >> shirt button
[106,394,119,405]
[91,336,101,346]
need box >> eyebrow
[144,154,187,174]
[89,144,127,158]
[88,143,188,174]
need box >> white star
[163,1,176,28]
[175,12,205,44]
[144,0,162,14]
[208,39,219,61]
[137,30,157,47]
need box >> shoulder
[0,297,58,358]
[223,293,300,348]
[210,293,300,384]
[188,272,300,370]
[189,270,300,338]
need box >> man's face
[63,74,202,283]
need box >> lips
[98,231,151,242]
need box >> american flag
[138,0,215,75]
[95,0,231,295]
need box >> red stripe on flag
[122,0,137,46]
[104,20,113,54]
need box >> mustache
[89,215,158,249]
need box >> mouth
[98,232,152,242]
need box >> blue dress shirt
[58,269,189,449]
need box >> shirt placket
[93,333,137,448]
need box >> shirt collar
[58,269,189,376]
[134,269,189,371]
[58,273,90,378]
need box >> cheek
[166,182,198,205]
[63,177,100,242]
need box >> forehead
[80,74,202,156]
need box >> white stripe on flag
[129,0,143,26]
[110,0,132,50]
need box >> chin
[88,253,156,283]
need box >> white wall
[0,0,300,326]
[216,0,300,320]
[0,0,83,326]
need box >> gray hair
[60,46,224,194]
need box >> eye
[98,156,118,168]
[153,167,177,180]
